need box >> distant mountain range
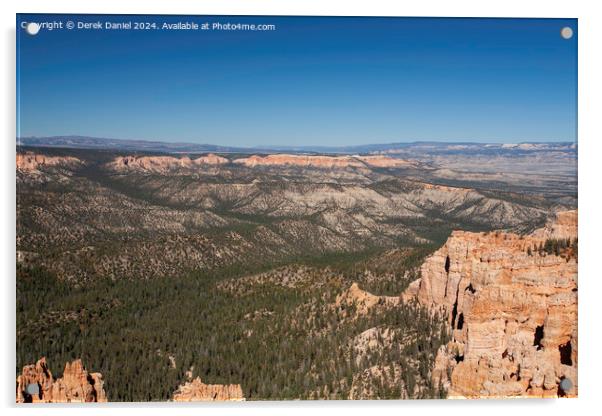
[18,136,242,154]
[17,135,577,156]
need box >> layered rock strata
[404,210,578,398]
[109,154,228,173]
[232,154,415,169]
[16,153,81,172]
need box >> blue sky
[17,15,577,146]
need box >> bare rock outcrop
[232,154,415,169]
[233,154,365,169]
[108,152,417,172]
[404,210,578,398]
[109,154,228,173]
[172,377,244,401]
[356,155,418,168]
[194,153,230,165]
[335,282,400,316]
[16,153,81,172]
[532,209,578,241]
[16,357,107,403]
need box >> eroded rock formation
[194,153,230,165]
[16,153,81,172]
[172,377,244,401]
[232,154,415,169]
[16,357,107,403]
[109,154,229,173]
[404,210,578,398]
[356,155,418,168]
[233,154,365,169]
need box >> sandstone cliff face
[233,154,365,169]
[172,377,244,401]
[16,357,107,403]
[100,153,416,172]
[404,210,578,398]
[109,154,229,173]
[194,153,230,165]
[16,153,81,172]
[232,154,415,169]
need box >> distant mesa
[232,154,416,169]
[233,154,364,168]
[16,357,107,403]
[195,153,230,165]
[109,154,229,173]
[107,152,419,171]
[16,152,82,172]
[18,150,418,174]
[500,143,576,150]
[403,210,578,398]
[356,155,419,168]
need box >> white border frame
[3,1,601,415]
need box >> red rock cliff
[16,153,81,172]
[404,210,578,398]
[232,154,415,169]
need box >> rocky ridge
[17,148,558,282]
[232,154,416,169]
[172,377,244,401]
[16,357,107,403]
[107,153,416,173]
[403,210,578,398]
[335,282,400,316]
[108,154,228,173]
[16,153,81,172]
[357,155,419,168]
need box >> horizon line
[17,134,578,149]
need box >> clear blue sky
[17,15,577,146]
